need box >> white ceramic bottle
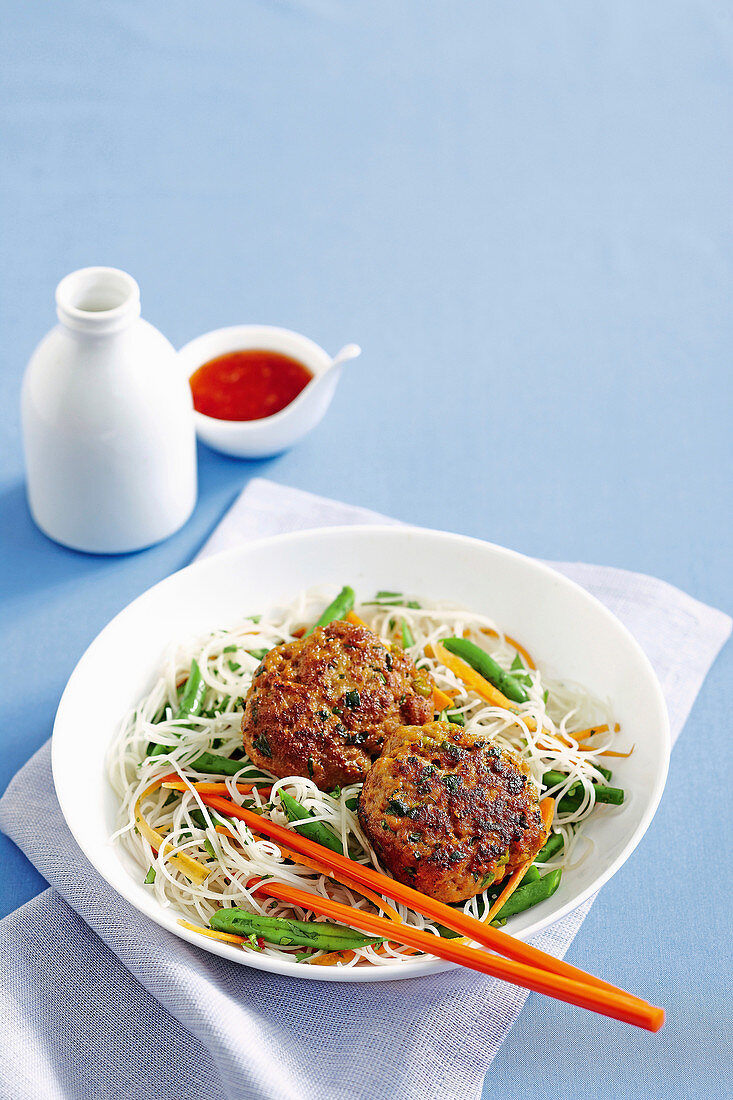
[22,267,197,553]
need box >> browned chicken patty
[358,721,548,902]
[241,619,434,790]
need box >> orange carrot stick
[309,949,357,966]
[430,641,514,709]
[432,684,454,711]
[485,799,555,922]
[134,779,209,884]
[540,796,555,832]
[350,611,450,712]
[162,779,272,799]
[191,791,659,1011]
[431,645,630,754]
[178,919,247,945]
[485,863,532,924]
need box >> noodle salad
[107,587,629,968]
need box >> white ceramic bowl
[52,526,670,982]
[178,324,339,458]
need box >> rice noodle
[107,588,624,967]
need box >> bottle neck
[56,267,141,335]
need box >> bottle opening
[56,267,141,331]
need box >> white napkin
[1,479,729,1100]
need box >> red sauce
[190,349,313,421]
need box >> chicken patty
[241,619,434,790]
[358,721,548,902]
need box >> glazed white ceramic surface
[178,324,343,458]
[22,267,197,553]
[52,525,670,982]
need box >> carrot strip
[214,824,403,924]
[309,949,356,966]
[162,780,272,798]
[251,878,663,1031]
[485,799,554,922]
[350,612,451,712]
[536,723,623,746]
[431,646,629,755]
[486,863,532,923]
[193,791,659,1010]
[573,724,615,738]
[134,779,209,885]
[312,943,425,965]
[540,796,555,833]
[432,684,454,711]
[178,919,247,945]
[430,641,515,709]
[534,729,624,756]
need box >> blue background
[1,2,731,1096]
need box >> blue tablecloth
[1,3,730,1097]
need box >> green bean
[305,586,355,636]
[436,923,459,939]
[441,637,528,704]
[534,832,564,863]
[154,746,269,781]
[188,751,258,777]
[150,660,207,757]
[437,868,545,939]
[400,618,415,649]
[559,785,624,811]
[279,790,344,854]
[177,659,208,719]
[210,909,384,950]
[492,869,562,922]
[542,770,564,788]
[542,770,624,807]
